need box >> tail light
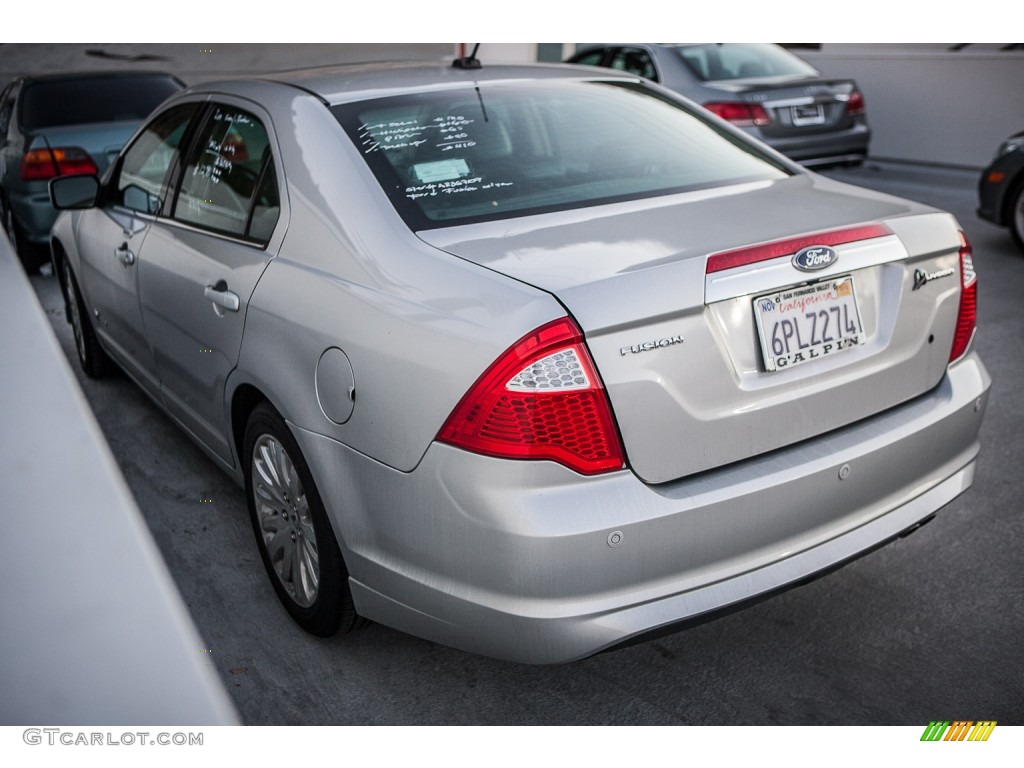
[845,90,866,116]
[703,102,772,127]
[20,147,99,181]
[949,231,978,363]
[438,317,625,475]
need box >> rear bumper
[8,183,57,244]
[296,352,989,664]
[755,122,871,167]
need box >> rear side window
[333,80,789,230]
[609,48,658,81]
[572,51,605,67]
[19,75,182,130]
[675,44,818,82]
[247,161,280,243]
[173,105,280,242]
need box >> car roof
[231,60,638,105]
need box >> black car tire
[62,259,115,378]
[243,402,359,637]
[1010,181,1024,254]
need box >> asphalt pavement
[26,160,1024,725]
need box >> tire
[243,402,358,636]
[1009,181,1024,254]
[62,258,114,378]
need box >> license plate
[753,276,865,372]
[791,103,825,126]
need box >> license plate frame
[753,275,865,372]
[791,103,825,126]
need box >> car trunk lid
[420,173,968,484]
[708,76,862,137]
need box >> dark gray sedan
[49,60,985,663]
[567,43,870,167]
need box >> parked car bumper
[755,122,871,167]
[8,183,57,244]
[294,344,987,665]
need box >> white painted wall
[799,44,1024,169]
[461,43,576,63]
[460,43,536,63]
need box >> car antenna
[452,43,482,70]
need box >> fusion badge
[620,335,684,356]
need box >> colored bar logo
[920,721,997,741]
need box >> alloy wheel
[251,434,320,608]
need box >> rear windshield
[20,75,182,130]
[332,79,790,230]
[675,44,819,82]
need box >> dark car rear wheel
[244,403,359,637]
[62,259,114,378]
[1010,182,1024,253]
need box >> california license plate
[792,103,825,126]
[753,276,865,372]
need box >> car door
[73,102,200,394]
[135,101,282,464]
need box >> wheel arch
[998,170,1024,252]
[229,382,272,478]
[1000,170,1024,223]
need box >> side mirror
[122,184,161,215]
[50,175,100,210]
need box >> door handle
[204,280,240,313]
[114,242,136,266]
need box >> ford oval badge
[793,245,838,272]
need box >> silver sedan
[49,60,989,663]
